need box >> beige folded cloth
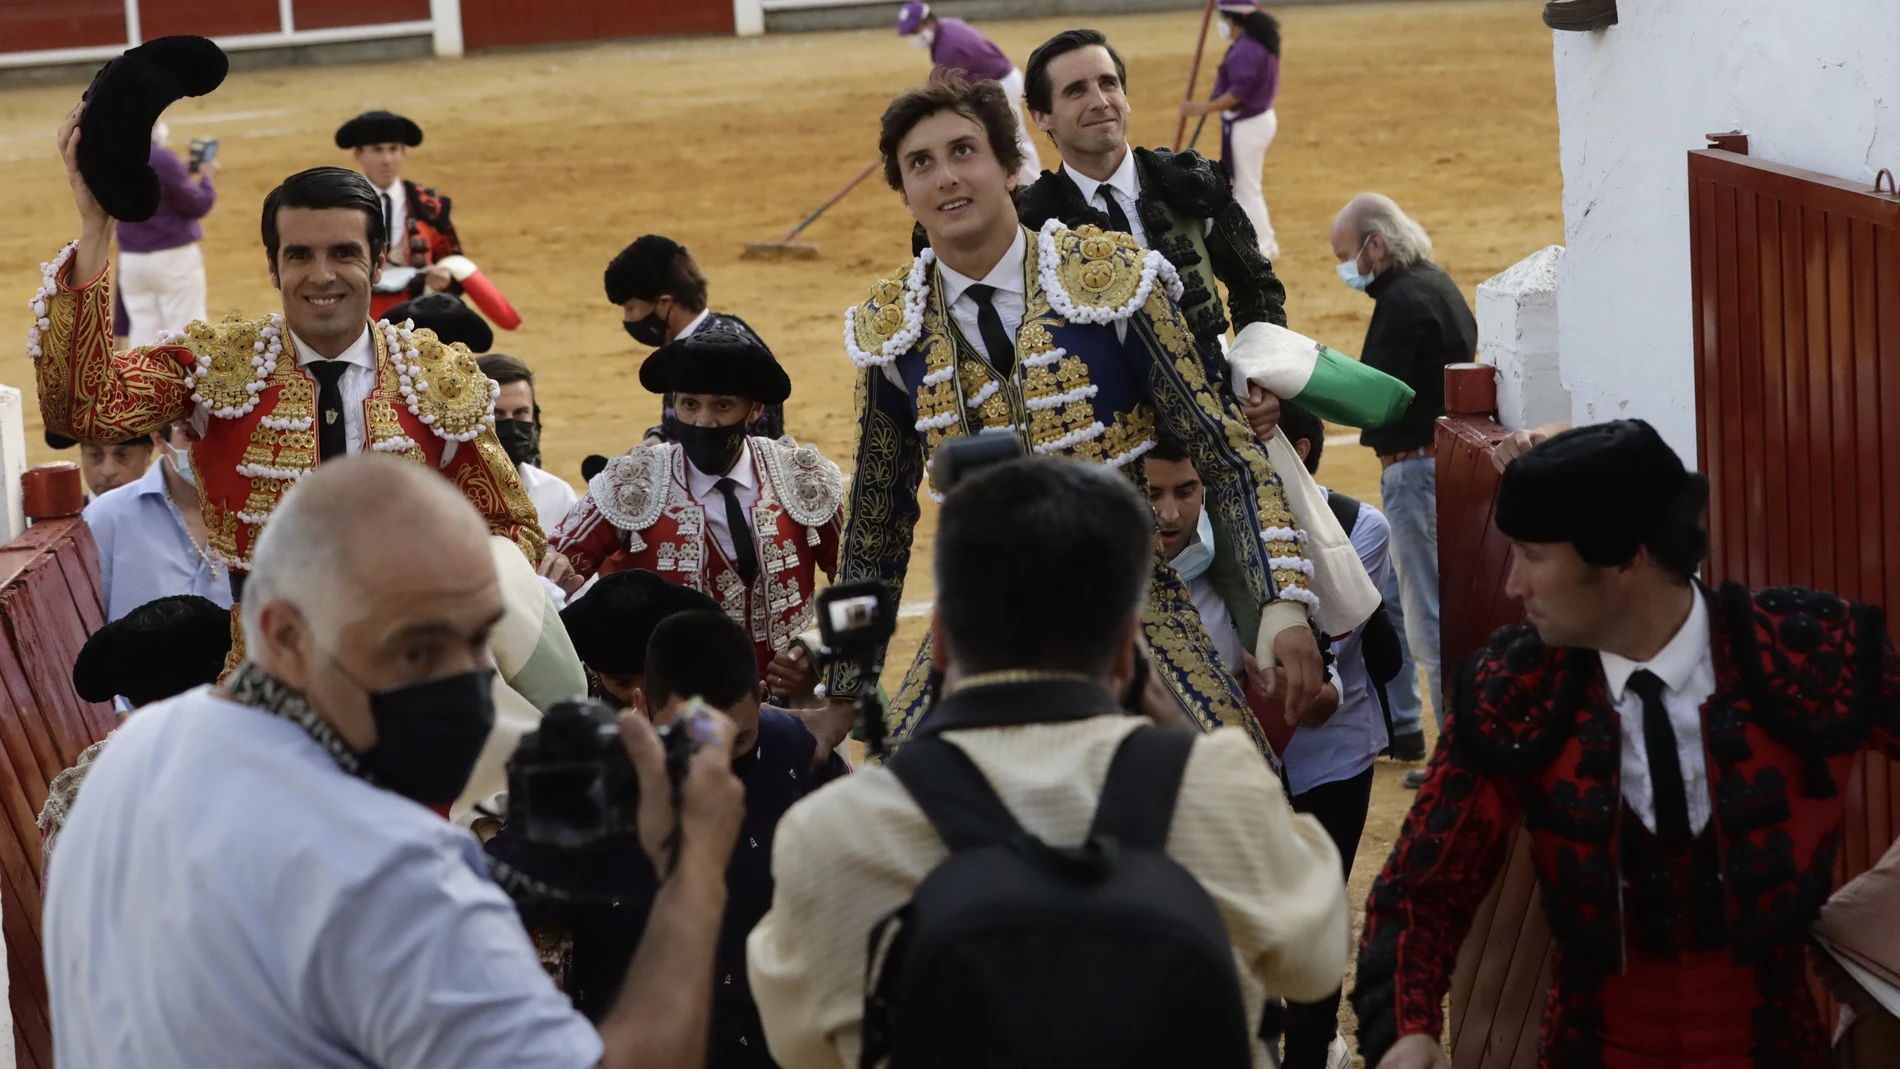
[1814,837,1900,1019]
[1261,428,1383,642]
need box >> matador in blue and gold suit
[823,219,1318,761]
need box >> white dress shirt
[1598,590,1717,836]
[1063,152,1146,248]
[675,307,713,340]
[685,438,760,565]
[934,226,1028,368]
[377,175,409,263]
[516,462,579,536]
[291,325,378,457]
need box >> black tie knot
[310,360,349,387]
[965,283,997,307]
[716,477,738,493]
[960,283,1015,375]
[1627,668,1667,703]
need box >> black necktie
[310,361,349,463]
[1628,669,1694,851]
[1099,189,1132,235]
[963,283,1016,375]
[381,193,394,256]
[715,477,759,586]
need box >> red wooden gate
[1689,139,1900,918]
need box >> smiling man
[1017,29,1287,354]
[34,103,542,625]
[819,78,1324,764]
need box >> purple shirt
[929,17,1014,84]
[1211,34,1280,121]
[116,144,216,254]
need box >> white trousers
[119,243,208,346]
[1227,107,1279,261]
[998,66,1044,189]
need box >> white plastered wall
[1551,2,1900,464]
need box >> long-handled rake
[742,159,881,261]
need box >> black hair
[935,456,1152,677]
[879,79,1026,192]
[1145,432,1190,465]
[1642,476,1711,585]
[1024,29,1129,114]
[1223,10,1282,56]
[1277,401,1325,475]
[643,609,759,711]
[260,167,387,271]
[477,353,534,387]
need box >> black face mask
[624,314,669,348]
[359,667,497,807]
[665,414,748,476]
[494,417,541,468]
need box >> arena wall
[1550,1,1900,464]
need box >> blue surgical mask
[166,445,196,489]
[1170,509,1217,582]
[1337,236,1376,291]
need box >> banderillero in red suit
[551,437,844,675]
[1351,582,1900,1069]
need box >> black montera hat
[1495,419,1698,566]
[639,329,790,405]
[382,294,493,353]
[560,570,723,677]
[71,594,231,706]
[334,110,423,149]
[78,36,229,223]
[603,235,686,305]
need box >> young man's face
[494,380,534,423]
[1032,45,1130,162]
[674,393,763,429]
[597,670,641,710]
[1142,455,1206,561]
[353,143,406,190]
[898,109,1019,251]
[1504,540,1626,649]
[271,206,379,350]
[78,440,154,496]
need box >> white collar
[685,437,757,496]
[676,307,714,340]
[935,226,1028,308]
[376,175,405,202]
[290,324,377,373]
[1598,588,1710,702]
[1063,150,1139,209]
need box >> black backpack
[860,726,1255,1069]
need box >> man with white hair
[1330,193,1476,779]
[45,454,744,1069]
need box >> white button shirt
[291,325,377,457]
[933,226,1028,368]
[685,438,760,564]
[675,307,713,340]
[377,176,409,262]
[1598,590,1717,836]
[1063,152,1147,248]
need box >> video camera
[504,696,706,851]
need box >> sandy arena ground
[0,1,1559,1056]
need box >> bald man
[45,454,744,1069]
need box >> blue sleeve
[83,500,117,620]
[1350,504,1392,592]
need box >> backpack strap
[1087,726,1196,851]
[886,736,1026,853]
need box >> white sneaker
[1325,1035,1353,1069]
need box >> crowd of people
[19,9,1900,1069]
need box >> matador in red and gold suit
[552,329,842,677]
[1352,421,1900,1069]
[28,188,543,624]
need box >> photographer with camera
[489,609,845,1069]
[46,455,743,1069]
[747,456,1347,1069]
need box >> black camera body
[505,697,698,849]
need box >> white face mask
[1170,509,1217,582]
[911,27,935,51]
[1216,19,1232,41]
[163,443,195,489]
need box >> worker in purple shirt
[1180,2,1282,260]
[115,122,217,345]
[895,1,1041,187]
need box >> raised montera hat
[77,36,229,223]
